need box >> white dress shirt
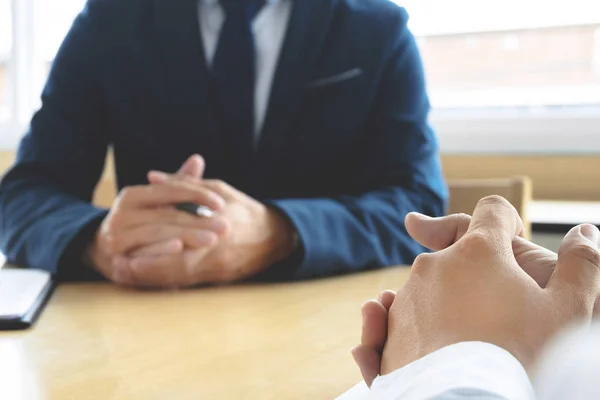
[197,0,293,141]
[336,342,535,400]
[337,323,600,399]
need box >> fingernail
[581,224,600,245]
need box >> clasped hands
[88,155,295,288]
[353,196,600,386]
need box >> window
[399,0,600,109]
[32,0,87,107]
[395,0,600,154]
[0,0,85,147]
[0,0,598,152]
[0,0,11,124]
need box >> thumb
[177,154,205,178]
[548,224,600,316]
[405,212,471,251]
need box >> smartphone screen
[0,268,55,330]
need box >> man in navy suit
[0,0,446,288]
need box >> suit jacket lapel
[152,0,225,175]
[256,0,336,167]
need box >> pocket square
[308,68,363,88]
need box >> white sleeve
[334,381,371,400]
[335,342,536,400]
[534,323,600,400]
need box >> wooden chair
[447,176,533,239]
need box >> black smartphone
[0,268,55,331]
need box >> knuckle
[456,231,493,258]
[461,231,490,248]
[411,252,434,275]
[568,244,600,267]
[477,195,512,209]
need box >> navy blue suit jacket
[0,0,447,281]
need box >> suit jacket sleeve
[0,1,110,279]
[335,342,535,400]
[268,12,447,279]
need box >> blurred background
[0,0,599,253]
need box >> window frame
[431,109,600,154]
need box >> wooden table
[0,267,411,400]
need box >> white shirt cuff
[337,342,535,400]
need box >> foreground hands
[89,155,295,288]
[353,196,600,386]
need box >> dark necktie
[212,0,265,173]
